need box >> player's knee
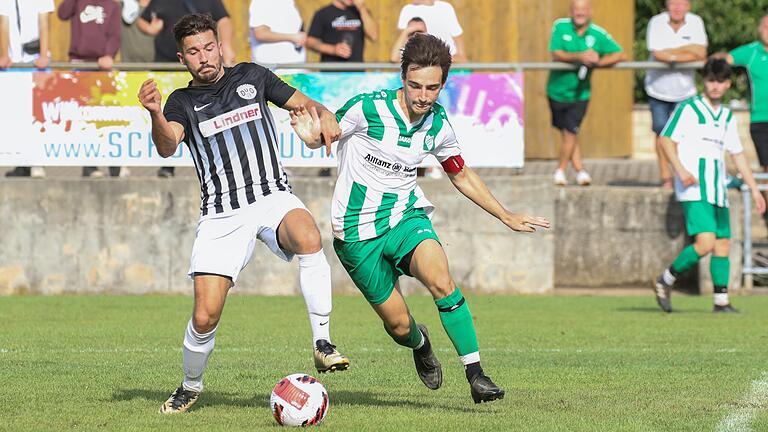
[192,311,220,334]
[294,226,322,254]
[429,275,456,299]
[695,236,716,254]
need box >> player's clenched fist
[138,79,162,114]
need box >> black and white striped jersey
[164,62,297,216]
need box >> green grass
[1,294,767,431]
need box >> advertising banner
[0,70,524,167]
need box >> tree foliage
[634,0,768,102]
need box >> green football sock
[711,255,730,292]
[435,287,478,357]
[384,315,423,349]
[671,245,703,274]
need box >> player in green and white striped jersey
[654,58,766,313]
[290,33,550,404]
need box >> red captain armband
[441,155,465,174]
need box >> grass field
[1,294,767,431]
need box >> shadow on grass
[614,307,708,314]
[111,388,269,409]
[112,388,494,413]
[330,389,495,413]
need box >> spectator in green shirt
[547,0,625,186]
[727,16,768,174]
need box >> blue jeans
[649,96,680,135]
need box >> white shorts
[188,191,308,283]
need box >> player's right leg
[407,239,504,403]
[161,274,232,414]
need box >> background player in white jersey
[137,14,348,414]
[290,33,550,403]
[654,58,766,313]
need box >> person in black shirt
[307,0,378,63]
[138,0,236,178]
[138,13,347,414]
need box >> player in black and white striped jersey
[138,13,348,414]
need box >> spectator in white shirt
[249,0,306,71]
[645,0,707,188]
[390,16,426,63]
[4,0,54,179]
[397,0,466,62]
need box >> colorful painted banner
[0,70,524,167]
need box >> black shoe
[5,167,30,177]
[412,324,442,390]
[713,304,740,313]
[157,167,175,178]
[314,339,350,373]
[318,168,331,177]
[653,276,672,313]
[159,386,200,414]
[469,372,505,404]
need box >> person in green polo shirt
[727,16,768,175]
[548,0,625,186]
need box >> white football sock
[714,293,730,306]
[299,250,332,346]
[182,319,217,393]
[662,268,677,286]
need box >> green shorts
[333,208,440,305]
[681,200,731,238]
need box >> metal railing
[740,173,768,290]
[4,60,704,72]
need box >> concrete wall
[555,187,743,290]
[0,176,555,296]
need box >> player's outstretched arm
[283,90,340,155]
[447,166,551,233]
[138,79,184,158]
[290,106,323,148]
[732,152,767,214]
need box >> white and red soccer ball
[270,373,329,427]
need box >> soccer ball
[270,373,329,427]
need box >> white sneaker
[553,169,567,186]
[30,166,46,178]
[576,170,592,186]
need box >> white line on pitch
[716,372,768,432]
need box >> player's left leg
[276,205,349,373]
[407,239,504,404]
[712,206,738,313]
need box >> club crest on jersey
[199,103,262,137]
[236,84,257,100]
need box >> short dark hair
[408,17,425,24]
[400,33,452,83]
[701,57,732,81]
[173,13,218,48]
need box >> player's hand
[293,32,307,47]
[318,109,341,156]
[678,169,698,187]
[581,49,599,66]
[34,54,49,70]
[501,212,551,233]
[290,106,322,147]
[753,189,766,215]
[98,55,114,71]
[335,42,352,59]
[138,79,162,114]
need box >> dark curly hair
[400,33,452,83]
[173,13,218,48]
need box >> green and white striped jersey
[661,95,743,207]
[332,89,461,242]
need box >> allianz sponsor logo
[364,153,393,169]
[363,153,416,176]
[199,103,262,138]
